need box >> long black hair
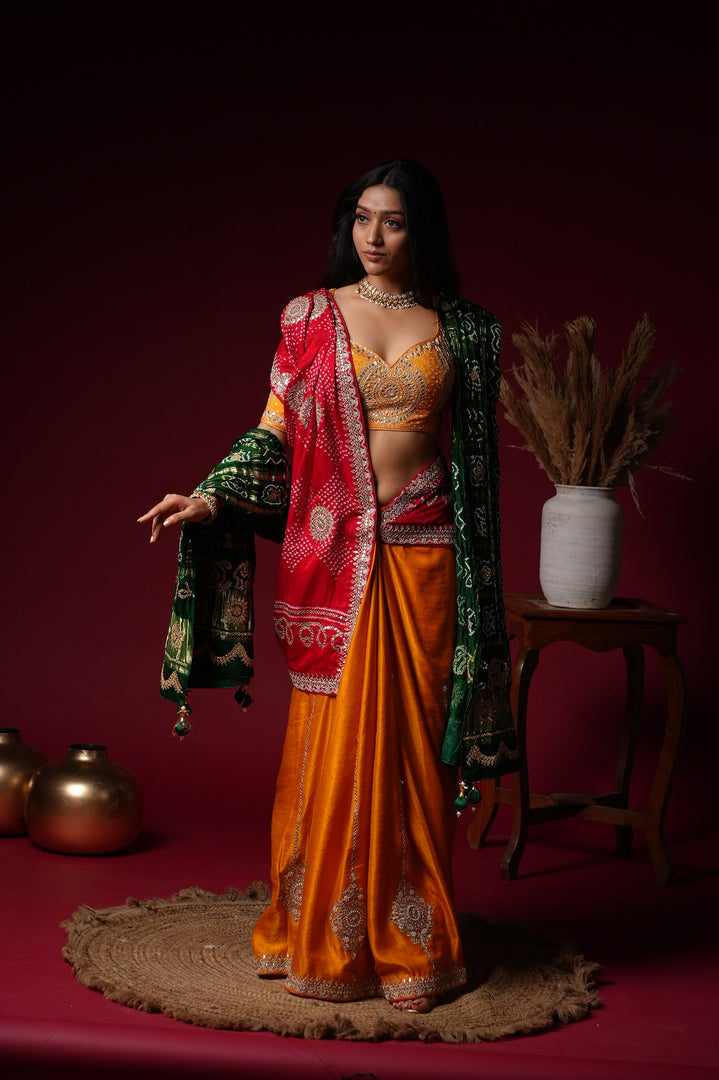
[320,159,461,306]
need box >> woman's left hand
[137,493,211,544]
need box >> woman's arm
[257,419,287,449]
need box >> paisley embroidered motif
[309,504,335,543]
[269,351,291,398]
[283,295,311,326]
[390,776,436,961]
[298,396,314,428]
[390,882,434,952]
[330,880,367,957]
[279,858,306,923]
[285,378,307,415]
[309,292,328,320]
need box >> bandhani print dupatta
[440,298,518,781]
[159,428,289,718]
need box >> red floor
[1,787,718,1080]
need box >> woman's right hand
[137,494,212,544]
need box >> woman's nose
[367,221,383,246]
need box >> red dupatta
[269,290,377,694]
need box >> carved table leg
[648,650,687,884]
[614,643,645,854]
[501,646,539,881]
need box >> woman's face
[352,184,411,286]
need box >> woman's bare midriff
[369,429,438,506]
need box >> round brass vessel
[25,744,142,854]
[0,727,47,835]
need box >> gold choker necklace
[356,277,417,309]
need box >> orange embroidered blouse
[261,321,455,438]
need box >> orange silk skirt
[251,542,466,1002]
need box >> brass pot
[25,744,143,855]
[0,727,48,835]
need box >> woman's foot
[391,995,437,1013]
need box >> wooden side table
[467,593,687,884]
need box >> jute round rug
[62,882,602,1042]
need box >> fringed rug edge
[60,885,603,1043]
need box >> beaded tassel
[172,697,193,740]
[454,779,481,816]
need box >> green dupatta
[440,299,519,782]
[159,428,289,722]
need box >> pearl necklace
[356,276,417,310]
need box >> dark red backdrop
[3,13,716,848]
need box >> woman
[139,159,517,1012]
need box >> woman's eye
[355,213,368,223]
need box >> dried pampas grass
[499,315,683,510]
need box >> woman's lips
[363,251,384,261]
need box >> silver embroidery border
[381,456,447,519]
[281,963,467,1002]
[325,291,377,683]
[277,694,316,923]
[379,522,455,546]
[329,744,367,959]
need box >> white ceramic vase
[539,485,623,609]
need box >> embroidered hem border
[379,522,454,546]
[378,454,454,548]
[254,953,467,1002]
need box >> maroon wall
[3,14,716,842]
